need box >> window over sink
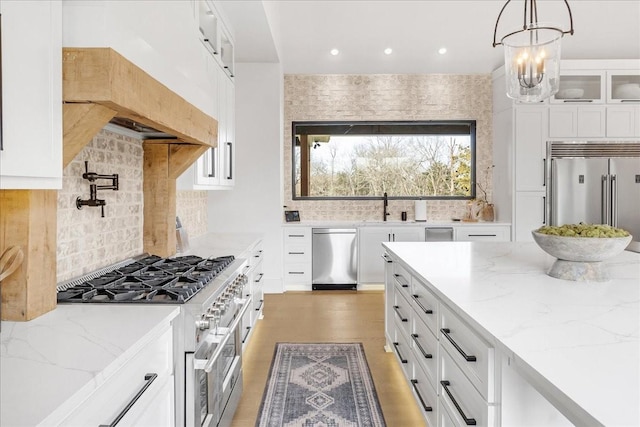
[292,120,477,200]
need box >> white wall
[208,63,284,293]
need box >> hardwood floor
[231,291,427,427]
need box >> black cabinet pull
[288,251,305,255]
[467,234,497,237]
[288,234,305,238]
[392,342,407,364]
[411,334,433,359]
[410,379,433,412]
[440,380,477,425]
[393,305,408,322]
[394,274,409,288]
[242,326,252,343]
[441,328,476,362]
[542,158,546,186]
[99,373,157,426]
[542,196,547,224]
[381,254,393,263]
[411,294,433,314]
[288,271,304,275]
[226,142,233,179]
[255,299,264,311]
[254,273,264,283]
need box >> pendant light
[493,0,574,103]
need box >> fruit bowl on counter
[532,224,632,281]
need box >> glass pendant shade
[502,26,563,102]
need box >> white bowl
[555,88,584,99]
[531,231,632,281]
[613,83,640,99]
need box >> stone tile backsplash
[56,129,209,283]
[283,74,493,221]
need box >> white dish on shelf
[555,88,584,99]
[613,83,640,99]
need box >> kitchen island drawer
[392,263,412,301]
[440,348,495,427]
[440,304,495,402]
[411,314,438,389]
[393,287,412,337]
[392,319,412,378]
[410,276,439,336]
[410,361,438,427]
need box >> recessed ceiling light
[384,48,393,55]
[330,49,339,56]
[438,47,447,55]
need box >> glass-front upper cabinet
[551,71,605,103]
[608,70,640,103]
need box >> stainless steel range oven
[57,254,251,427]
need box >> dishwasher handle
[312,228,357,234]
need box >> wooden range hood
[0,48,216,321]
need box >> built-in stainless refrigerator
[548,142,640,252]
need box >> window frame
[291,120,477,201]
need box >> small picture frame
[284,210,300,222]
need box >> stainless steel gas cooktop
[56,255,235,304]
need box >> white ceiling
[220,0,640,75]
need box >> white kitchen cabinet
[548,106,606,138]
[514,192,546,242]
[607,70,640,103]
[514,107,547,192]
[58,325,175,426]
[606,105,640,138]
[0,0,62,189]
[551,71,605,103]
[455,225,510,242]
[358,226,424,284]
[217,68,236,188]
[283,227,312,290]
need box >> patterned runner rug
[256,343,386,427]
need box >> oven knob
[195,319,210,330]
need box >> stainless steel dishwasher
[425,227,454,241]
[312,228,358,290]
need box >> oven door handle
[196,299,251,374]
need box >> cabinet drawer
[392,319,412,378]
[283,228,311,245]
[410,277,439,336]
[250,245,264,267]
[440,349,494,427]
[284,244,311,263]
[440,305,495,402]
[410,361,438,427]
[411,315,438,389]
[283,263,311,283]
[392,263,411,301]
[60,327,173,426]
[393,290,411,337]
[456,226,510,242]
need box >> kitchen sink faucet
[383,192,390,221]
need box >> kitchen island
[383,241,639,426]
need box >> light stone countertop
[383,241,640,426]
[0,305,180,427]
[282,220,511,227]
[181,232,263,258]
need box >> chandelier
[493,0,574,102]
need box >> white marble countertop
[0,305,180,427]
[383,241,639,426]
[282,220,511,227]
[180,232,263,258]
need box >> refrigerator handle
[611,175,618,227]
[601,175,610,225]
